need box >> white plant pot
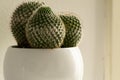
[4,46,84,80]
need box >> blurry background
[0,0,116,80]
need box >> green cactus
[11,2,44,48]
[59,13,82,47]
[25,6,66,48]
[11,1,82,48]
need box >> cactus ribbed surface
[26,7,65,48]
[11,2,44,47]
[60,13,81,47]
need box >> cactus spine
[59,13,82,47]
[11,2,44,47]
[25,7,65,48]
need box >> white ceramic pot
[4,46,84,80]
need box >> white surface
[4,47,83,80]
[0,0,106,80]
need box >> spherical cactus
[11,2,44,48]
[59,13,82,47]
[25,6,66,48]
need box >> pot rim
[8,45,79,50]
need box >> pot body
[4,46,84,80]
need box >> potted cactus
[4,1,83,80]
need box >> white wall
[0,0,106,80]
